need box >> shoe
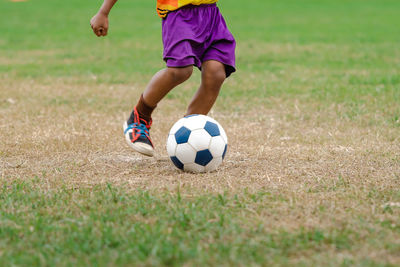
[123,107,154,157]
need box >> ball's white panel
[184,163,205,173]
[188,129,211,151]
[205,157,223,172]
[166,134,177,157]
[175,143,196,164]
[209,136,226,157]
[183,115,207,131]
[169,118,186,135]
[219,124,228,144]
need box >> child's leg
[124,65,193,157]
[133,65,193,121]
[142,66,193,107]
[185,60,226,116]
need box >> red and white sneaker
[123,107,154,157]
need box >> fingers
[100,27,108,36]
[91,25,107,37]
[97,27,105,36]
[90,13,109,37]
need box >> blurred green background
[1,0,399,123]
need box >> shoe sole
[123,122,154,157]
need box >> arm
[90,0,118,37]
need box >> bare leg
[125,65,193,156]
[185,60,226,115]
[142,66,193,107]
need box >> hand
[90,12,109,37]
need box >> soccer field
[1,0,399,265]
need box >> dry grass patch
[1,80,399,192]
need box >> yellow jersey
[157,0,218,18]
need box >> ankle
[136,94,156,122]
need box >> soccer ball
[166,114,228,173]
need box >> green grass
[1,0,400,266]
[1,180,398,266]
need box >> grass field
[1,0,400,266]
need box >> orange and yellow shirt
[157,0,218,18]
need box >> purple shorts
[162,4,236,77]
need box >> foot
[123,107,154,157]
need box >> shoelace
[124,122,150,140]
[134,123,150,138]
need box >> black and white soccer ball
[166,114,228,173]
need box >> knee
[202,63,226,85]
[166,66,193,84]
